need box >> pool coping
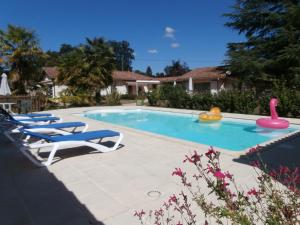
[75,106,300,157]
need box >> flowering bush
[134,147,300,225]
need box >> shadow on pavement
[0,133,105,225]
[233,133,300,186]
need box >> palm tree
[0,25,44,94]
[58,37,116,98]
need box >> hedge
[146,85,300,118]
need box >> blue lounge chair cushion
[25,122,86,129]
[17,117,60,122]
[23,130,120,142]
[17,113,52,117]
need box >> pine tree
[225,0,300,89]
[146,66,153,76]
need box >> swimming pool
[83,109,298,151]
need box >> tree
[224,0,300,89]
[164,60,190,77]
[58,37,116,97]
[59,44,74,55]
[0,25,45,94]
[155,72,165,77]
[108,40,135,71]
[134,69,146,75]
[45,44,76,66]
[146,66,153,76]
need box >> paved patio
[1,106,299,225]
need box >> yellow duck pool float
[199,107,222,122]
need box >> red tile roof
[43,67,59,79]
[181,67,226,80]
[157,67,226,83]
[42,67,226,83]
[112,71,154,81]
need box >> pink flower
[206,164,214,174]
[225,171,233,180]
[247,145,261,155]
[154,208,164,216]
[214,170,225,180]
[269,169,278,178]
[176,222,183,225]
[183,150,201,164]
[168,194,178,204]
[247,188,259,196]
[133,209,146,219]
[279,166,290,175]
[172,168,184,177]
[205,147,217,158]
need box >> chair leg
[111,133,123,150]
[82,124,88,132]
[43,143,59,166]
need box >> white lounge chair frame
[19,130,123,167]
[4,121,86,142]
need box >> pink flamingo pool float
[256,98,289,129]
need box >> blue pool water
[84,109,297,151]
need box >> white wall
[100,85,128,96]
[100,86,112,96]
[53,85,68,97]
[116,85,127,95]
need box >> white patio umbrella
[188,77,193,93]
[173,80,176,86]
[0,73,11,95]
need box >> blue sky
[1,0,244,73]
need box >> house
[101,71,160,96]
[41,66,230,97]
[41,67,67,97]
[157,67,229,94]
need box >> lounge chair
[4,121,88,142]
[0,107,61,125]
[20,129,123,167]
[13,113,54,118]
[15,116,61,124]
[0,107,54,120]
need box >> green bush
[60,95,96,107]
[147,85,191,108]
[191,92,214,110]
[121,94,136,100]
[161,85,190,108]
[146,89,160,106]
[147,85,300,118]
[105,91,121,105]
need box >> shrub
[162,85,190,108]
[105,91,121,105]
[147,85,191,108]
[135,147,300,225]
[121,94,136,100]
[191,92,214,110]
[60,95,96,107]
[147,85,300,117]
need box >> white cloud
[164,26,176,39]
[171,43,180,48]
[148,49,158,54]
